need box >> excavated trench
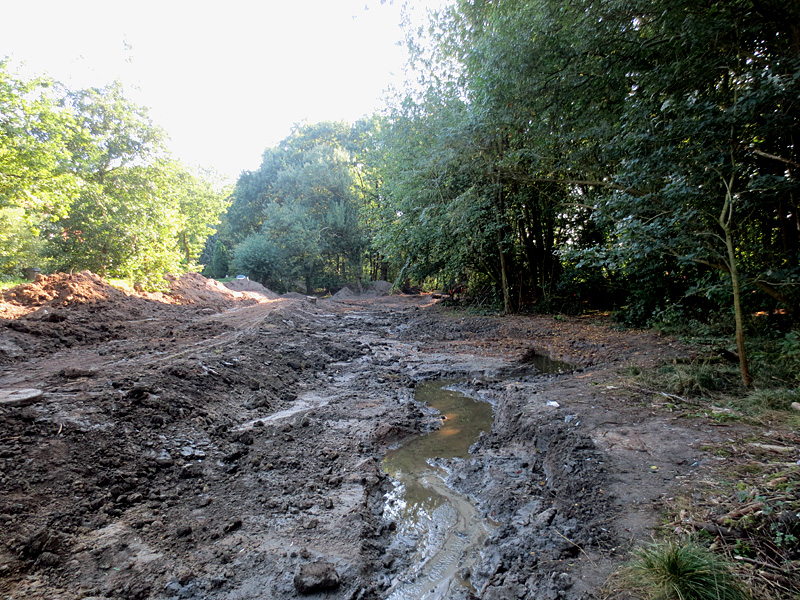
[380,353,579,600]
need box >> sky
[1,0,437,182]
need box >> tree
[231,233,282,288]
[1,66,230,286]
[211,239,230,279]
[596,0,800,386]
[224,122,368,293]
[376,0,800,386]
[172,166,231,266]
[0,62,81,276]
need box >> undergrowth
[615,327,800,599]
[0,276,27,290]
[619,539,748,600]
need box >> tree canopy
[225,120,377,293]
[0,62,229,287]
[352,0,799,385]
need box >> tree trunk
[725,228,752,387]
[720,179,753,387]
[495,168,513,314]
[181,232,190,265]
[499,241,511,314]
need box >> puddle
[521,350,573,374]
[383,382,494,599]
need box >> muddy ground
[0,273,789,599]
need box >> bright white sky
[1,0,439,182]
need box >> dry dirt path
[0,275,750,599]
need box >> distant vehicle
[236,275,248,280]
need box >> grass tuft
[622,539,748,600]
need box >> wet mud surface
[0,273,744,599]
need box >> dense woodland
[3,0,800,386]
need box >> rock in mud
[293,561,341,594]
[0,388,43,407]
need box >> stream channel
[382,382,494,600]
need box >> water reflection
[382,382,494,600]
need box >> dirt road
[0,273,745,599]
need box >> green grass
[641,362,742,397]
[621,540,747,600]
[0,276,27,290]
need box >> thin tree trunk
[495,171,512,314]
[499,242,511,314]
[720,177,753,387]
[182,232,190,265]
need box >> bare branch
[751,148,800,169]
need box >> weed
[621,539,747,600]
[735,388,799,414]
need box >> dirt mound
[162,272,267,305]
[370,280,393,296]
[332,280,393,301]
[0,272,277,364]
[223,278,280,299]
[0,272,271,320]
[0,272,134,319]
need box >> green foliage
[622,539,747,600]
[0,61,82,218]
[0,63,228,289]
[643,362,742,398]
[210,240,230,279]
[224,121,369,293]
[231,234,282,290]
[0,207,46,276]
[366,0,800,386]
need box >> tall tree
[225,122,368,292]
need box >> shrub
[622,540,747,600]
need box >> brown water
[383,382,494,600]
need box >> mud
[383,383,494,599]
[0,273,744,599]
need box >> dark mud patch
[426,382,613,600]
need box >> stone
[293,561,340,595]
[531,507,557,529]
[0,388,43,407]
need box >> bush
[622,540,747,600]
[231,234,283,289]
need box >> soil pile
[0,271,133,319]
[222,277,280,299]
[0,272,276,364]
[332,280,393,301]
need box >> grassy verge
[618,539,748,600]
[612,354,800,599]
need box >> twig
[755,570,796,591]
[687,520,746,539]
[716,502,763,524]
[554,529,597,568]
[734,555,793,575]
[623,384,702,407]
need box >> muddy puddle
[522,351,573,374]
[382,382,494,599]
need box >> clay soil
[0,273,793,599]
